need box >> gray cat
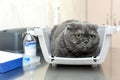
[51,20,100,58]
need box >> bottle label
[24,41,36,56]
[24,41,36,47]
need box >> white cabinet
[112,0,120,48]
[87,0,120,25]
[112,0,120,25]
[87,0,111,25]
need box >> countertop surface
[1,32,120,80]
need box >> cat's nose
[84,39,89,44]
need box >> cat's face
[64,22,100,53]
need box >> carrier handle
[116,26,120,32]
[26,26,120,36]
[104,25,120,35]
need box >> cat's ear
[94,25,99,30]
[52,25,59,33]
[54,25,59,28]
[66,25,72,30]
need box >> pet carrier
[32,25,120,67]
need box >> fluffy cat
[51,20,100,58]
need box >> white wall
[0,0,49,30]
[59,0,86,23]
[48,0,87,26]
[0,0,86,30]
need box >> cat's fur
[51,20,100,58]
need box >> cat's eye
[75,34,81,39]
[90,35,96,38]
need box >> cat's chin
[81,47,88,51]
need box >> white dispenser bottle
[23,29,40,66]
[23,33,36,56]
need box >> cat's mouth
[82,46,87,51]
[71,46,89,53]
[81,46,97,53]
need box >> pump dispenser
[23,28,40,66]
[23,33,36,56]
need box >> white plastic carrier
[33,25,120,65]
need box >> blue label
[24,57,30,61]
[24,41,36,47]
